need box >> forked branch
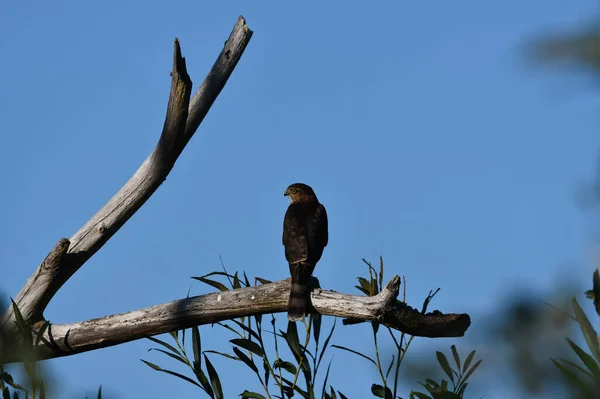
[0,16,253,339]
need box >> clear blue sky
[2,1,600,398]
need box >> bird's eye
[291,188,297,193]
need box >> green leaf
[191,277,230,292]
[331,345,377,366]
[461,359,482,383]
[462,350,476,374]
[230,320,260,341]
[337,391,349,399]
[317,319,336,369]
[436,351,455,384]
[255,277,272,285]
[566,337,600,378]
[554,357,594,378]
[97,385,102,399]
[285,322,312,380]
[371,384,393,399]
[2,388,9,399]
[34,321,50,346]
[39,381,45,399]
[573,298,600,362]
[203,350,239,361]
[450,345,461,372]
[273,359,297,375]
[263,358,269,388]
[243,271,251,287]
[321,359,333,399]
[330,386,337,399]
[313,314,322,346]
[217,322,243,338]
[204,355,223,399]
[385,355,395,379]
[230,338,264,357]
[147,348,188,365]
[233,272,242,290]
[146,336,182,356]
[192,326,202,366]
[233,347,258,373]
[593,269,600,317]
[240,391,267,399]
[141,360,202,388]
[357,278,373,296]
[551,358,594,396]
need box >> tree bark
[1,276,470,364]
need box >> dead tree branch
[1,276,470,363]
[0,16,252,338]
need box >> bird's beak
[284,189,289,197]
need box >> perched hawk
[283,183,328,321]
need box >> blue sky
[2,1,600,398]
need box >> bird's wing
[283,204,308,264]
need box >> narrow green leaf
[141,360,202,388]
[273,359,297,375]
[554,357,594,378]
[203,350,238,361]
[217,322,243,338]
[263,358,269,388]
[330,386,337,399]
[192,326,202,366]
[280,376,309,398]
[34,321,50,346]
[450,345,461,372]
[230,338,264,357]
[39,380,45,399]
[461,359,482,382]
[593,269,600,317]
[233,347,258,373]
[192,277,230,292]
[462,350,476,374]
[255,277,272,285]
[233,272,242,290]
[230,320,260,341]
[2,387,9,399]
[371,384,393,398]
[193,271,237,280]
[566,337,600,377]
[573,298,600,362]
[436,351,455,384]
[97,385,102,399]
[320,359,333,399]
[551,358,594,396]
[312,314,322,346]
[331,345,377,366]
[317,319,337,369]
[357,278,372,295]
[204,355,224,399]
[146,336,182,356]
[285,322,311,379]
[385,355,395,379]
[147,348,188,365]
[240,391,267,399]
[337,391,349,399]
[243,271,251,287]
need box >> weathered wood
[0,17,253,338]
[0,276,470,363]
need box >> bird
[282,183,328,321]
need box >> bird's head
[284,183,317,203]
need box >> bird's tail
[288,264,311,322]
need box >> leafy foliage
[143,267,346,398]
[551,268,600,397]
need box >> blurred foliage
[532,24,600,73]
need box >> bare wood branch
[0,276,470,364]
[0,17,253,336]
